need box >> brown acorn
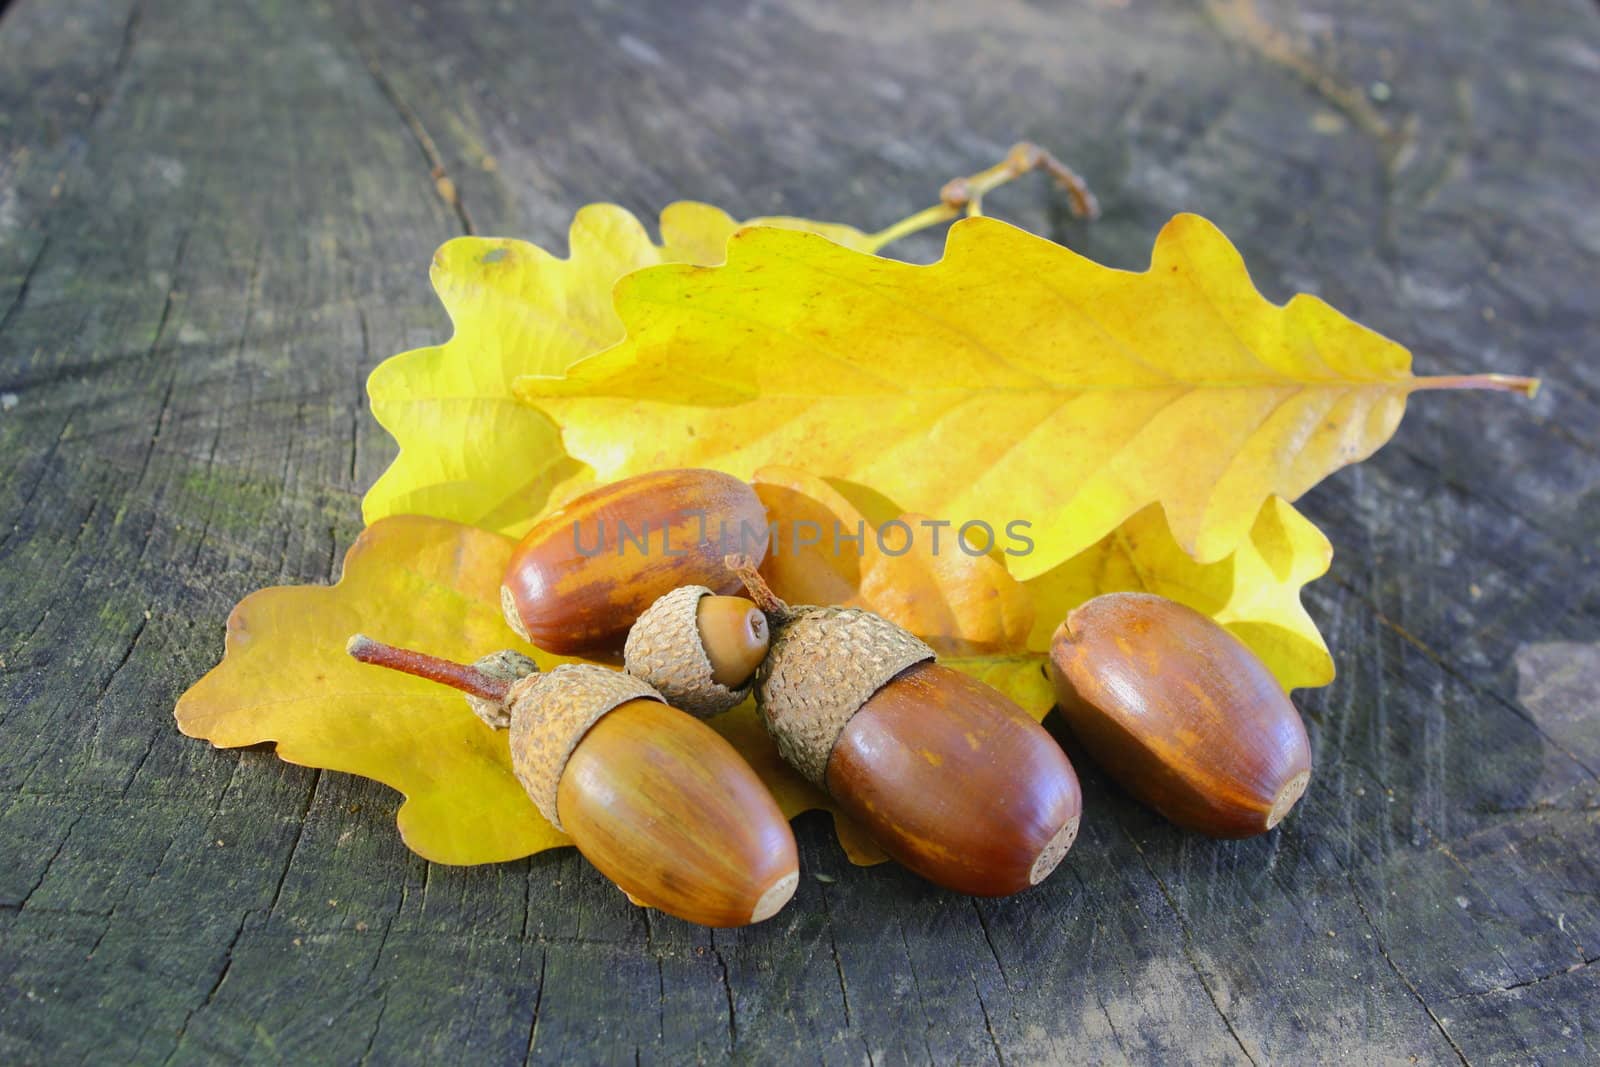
[501,469,770,657]
[347,635,798,926]
[624,586,769,716]
[1047,593,1312,838]
[727,558,1082,897]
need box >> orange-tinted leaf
[754,466,1033,657]
[176,516,559,865]
[753,466,1046,717]
[707,704,887,867]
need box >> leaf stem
[346,633,511,703]
[1409,373,1541,397]
[868,203,966,253]
[866,142,1100,253]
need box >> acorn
[624,586,770,716]
[346,635,798,926]
[1047,592,1313,838]
[726,558,1082,897]
[501,469,770,657]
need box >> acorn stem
[866,141,1099,253]
[346,634,511,704]
[723,555,791,619]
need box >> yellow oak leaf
[939,655,1058,721]
[176,516,559,865]
[753,467,1050,720]
[706,703,887,866]
[176,513,889,866]
[516,213,1533,580]
[1024,496,1336,691]
[753,466,1034,657]
[361,202,871,537]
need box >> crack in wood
[520,948,546,1067]
[1443,955,1599,1001]
[968,898,1014,995]
[129,225,195,497]
[710,939,737,1051]
[971,975,1006,1067]
[813,879,853,1028]
[1114,821,1261,1067]
[117,720,162,798]
[1069,867,1136,1066]
[266,768,322,919]
[356,989,391,1066]
[894,912,938,1065]
[1390,440,1598,567]
[0,407,77,557]
[1417,818,1593,974]
[1330,573,1600,784]
[12,810,85,910]
[1328,850,1473,1065]
[355,47,476,236]
[88,0,144,128]
[0,237,48,342]
[101,607,151,693]
[351,308,369,490]
[654,957,664,1045]
[158,908,254,1066]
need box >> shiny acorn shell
[753,603,933,785]
[750,599,1082,895]
[826,661,1083,896]
[507,664,662,829]
[503,664,799,926]
[557,697,799,927]
[1049,592,1312,838]
[501,469,769,657]
[344,639,796,927]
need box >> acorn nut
[1048,592,1313,838]
[501,469,771,657]
[347,635,798,926]
[625,586,770,716]
[727,558,1083,897]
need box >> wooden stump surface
[1,1,1597,1062]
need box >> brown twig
[868,141,1100,253]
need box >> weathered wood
[2,0,1597,1062]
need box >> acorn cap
[756,604,934,786]
[463,649,540,729]
[624,585,752,717]
[506,664,665,830]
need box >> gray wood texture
[2,0,1597,1062]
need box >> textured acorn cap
[624,585,753,717]
[507,664,665,830]
[756,605,934,786]
[463,649,540,729]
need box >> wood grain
[1,0,1596,1061]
